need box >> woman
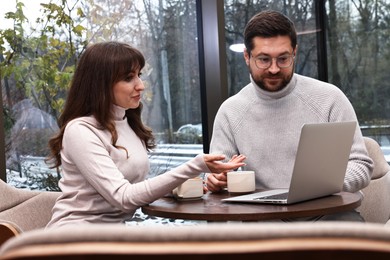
[45,41,245,228]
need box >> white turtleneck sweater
[210,74,373,193]
[46,105,209,228]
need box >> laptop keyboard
[254,192,289,200]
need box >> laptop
[222,121,357,205]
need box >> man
[206,10,373,221]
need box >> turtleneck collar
[250,73,297,100]
[112,105,127,121]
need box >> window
[324,0,390,140]
[2,0,390,189]
[0,0,203,188]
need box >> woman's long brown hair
[47,41,155,169]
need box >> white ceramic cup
[172,178,204,199]
[227,171,256,194]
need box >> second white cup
[227,171,256,194]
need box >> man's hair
[244,10,297,54]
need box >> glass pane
[0,0,202,189]
[224,0,319,96]
[325,0,390,160]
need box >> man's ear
[243,48,250,66]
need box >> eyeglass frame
[250,52,295,70]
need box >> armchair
[0,179,60,238]
[360,137,390,224]
[0,222,390,259]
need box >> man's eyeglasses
[251,53,295,69]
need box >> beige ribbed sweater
[47,105,208,228]
[210,73,373,193]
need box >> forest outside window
[0,0,202,189]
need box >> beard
[250,66,294,92]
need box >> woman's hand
[203,154,246,173]
[203,154,246,192]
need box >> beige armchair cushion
[0,180,60,232]
[1,222,390,259]
[360,137,390,223]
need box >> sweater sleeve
[329,88,373,192]
[295,77,373,192]
[124,156,209,206]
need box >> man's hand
[205,155,246,192]
[206,172,228,192]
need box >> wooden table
[141,190,362,222]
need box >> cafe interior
[1,0,390,259]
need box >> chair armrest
[0,222,21,246]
